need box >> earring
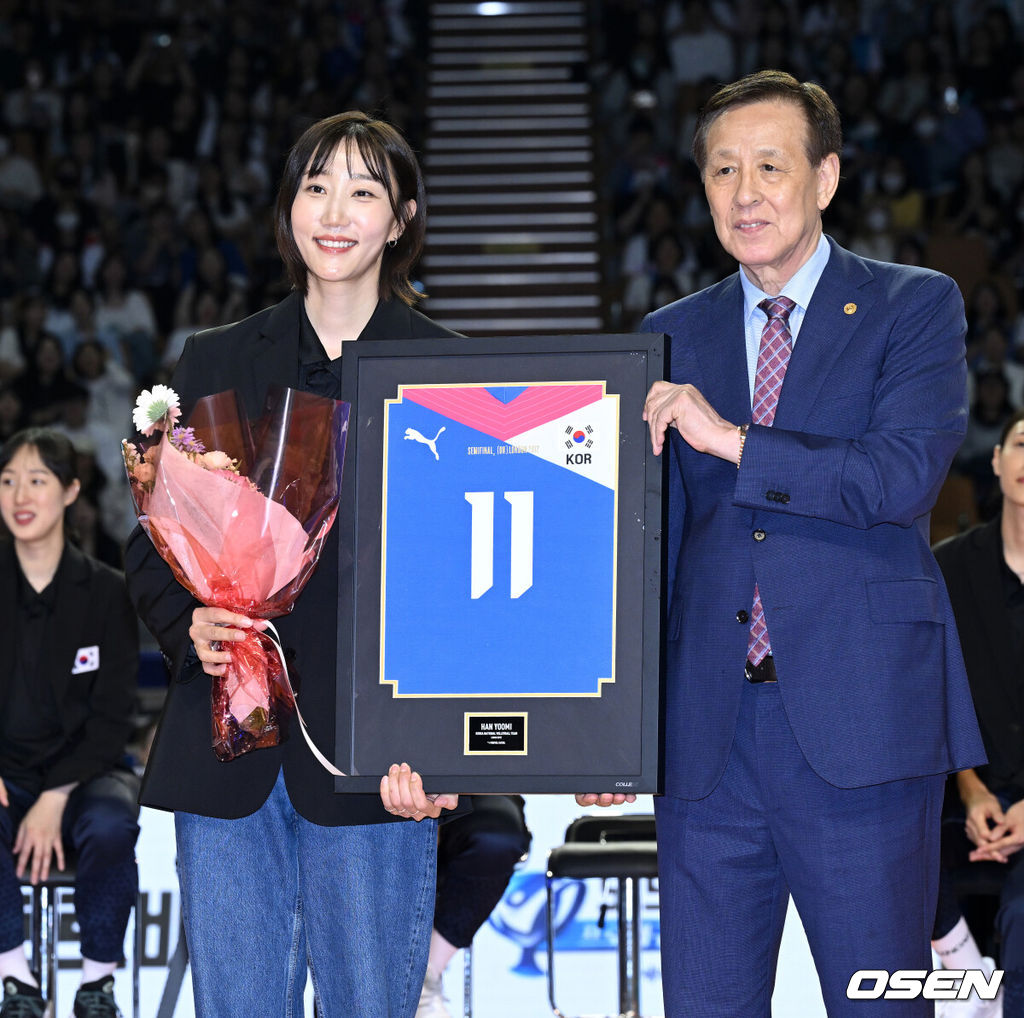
[387,238,398,248]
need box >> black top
[1,562,63,793]
[934,516,1024,797]
[127,293,464,824]
[999,548,1024,709]
[297,303,344,397]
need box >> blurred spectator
[11,332,80,428]
[0,128,43,212]
[736,2,804,77]
[923,4,960,75]
[161,289,222,378]
[623,229,697,326]
[177,206,248,293]
[191,159,251,249]
[3,56,62,147]
[68,338,135,444]
[93,250,160,378]
[57,341,138,545]
[956,368,1017,517]
[894,234,927,267]
[965,278,1015,364]
[876,154,925,236]
[848,196,897,263]
[597,36,675,151]
[40,249,85,353]
[620,191,678,281]
[0,207,41,296]
[136,123,193,210]
[0,383,23,443]
[608,116,672,222]
[172,245,248,338]
[0,291,47,381]
[28,154,100,270]
[125,32,196,134]
[664,3,735,87]
[126,200,183,337]
[876,36,934,128]
[961,20,1003,111]
[66,443,127,568]
[968,325,1024,409]
[985,117,1024,205]
[940,150,1003,251]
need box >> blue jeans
[174,770,437,1018]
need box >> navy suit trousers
[655,680,944,1017]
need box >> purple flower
[170,426,205,455]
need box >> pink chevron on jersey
[399,383,604,442]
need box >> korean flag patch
[71,646,100,674]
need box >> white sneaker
[415,972,452,1018]
[934,957,1003,1018]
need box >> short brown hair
[274,111,426,306]
[692,69,842,174]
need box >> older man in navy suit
[581,70,986,1015]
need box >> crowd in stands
[590,0,1024,521]
[1,0,1022,562]
[0,0,426,565]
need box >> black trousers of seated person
[0,768,140,963]
[935,787,1024,1016]
[434,794,531,948]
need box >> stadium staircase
[420,0,606,337]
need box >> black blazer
[934,516,1023,795]
[126,293,461,824]
[0,541,138,789]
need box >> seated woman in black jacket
[931,407,1024,1018]
[0,428,139,1018]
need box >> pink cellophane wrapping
[125,386,349,761]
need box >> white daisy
[132,384,182,436]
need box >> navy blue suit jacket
[641,237,985,800]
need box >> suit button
[753,529,766,541]
[736,609,749,623]
[782,494,790,504]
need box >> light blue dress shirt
[739,232,832,405]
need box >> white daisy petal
[132,385,182,435]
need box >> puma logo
[404,426,446,460]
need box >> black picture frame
[333,334,665,793]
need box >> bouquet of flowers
[123,383,350,762]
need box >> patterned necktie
[747,296,796,667]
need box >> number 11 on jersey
[464,490,534,600]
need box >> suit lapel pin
[844,302,857,315]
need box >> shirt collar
[740,232,831,330]
[297,302,328,368]
[16,547,64,614]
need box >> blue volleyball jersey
[380,382,619,698]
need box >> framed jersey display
[333,334,664,792]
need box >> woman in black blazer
[0,428,139,1018]
[125,112,460,1018]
